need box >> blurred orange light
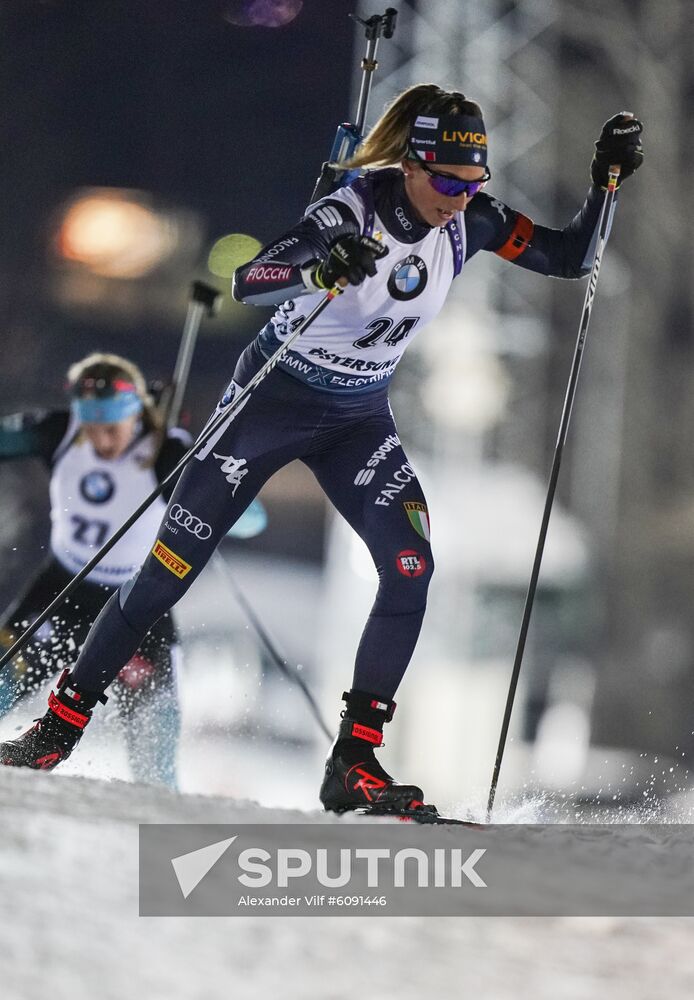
[56,190,178,278]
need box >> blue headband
[409,113,488,166]
[71,391,143,424]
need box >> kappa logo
[387,255,428,302]
[213,453,249,496]
[490,199,507,222]
[152,539,192,579]
[396,550,426,578]
[354,433,401,486]
[167,504,212,540]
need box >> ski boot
[0,669,106,771]
[320,689,431,817]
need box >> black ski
[350,804,486,828]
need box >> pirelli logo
[152,539,191,579]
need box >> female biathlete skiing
[0,86,643,817]
[0,354,264,787]
[0,354,192,786]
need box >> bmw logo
[80,470,115,504]
[387,255,428,301]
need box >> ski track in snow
[1,768,694,1000]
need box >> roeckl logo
[613,124,640,134]
[442,130,487,145]
[213,453,249,496]
[167,504,212,540]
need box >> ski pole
[162,281,222,430]
[486,166,622,822]
[309,7,397,202]
[165,284,332,741]
[215,552,332,741]
[0,283,344,674]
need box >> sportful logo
[311,206,343,228]
[213,453,249,496]
[167,504,212,540]
[151,539,192,579]
[354,433,401,486]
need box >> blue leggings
[73,350,434,701]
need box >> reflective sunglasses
[413,155,491,198]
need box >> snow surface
[2,768,694,1000]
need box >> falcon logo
[387,255,428,301]
[80,470,115,504]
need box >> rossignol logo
[151,540,192,579]
[354,433,401,485]
[247,265,292,283]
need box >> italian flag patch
[403,501,430,542]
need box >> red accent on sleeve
[495,213,535,261]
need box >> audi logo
[169,504,212,540]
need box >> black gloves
[314,236,389,289]
[591,112,644,189]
